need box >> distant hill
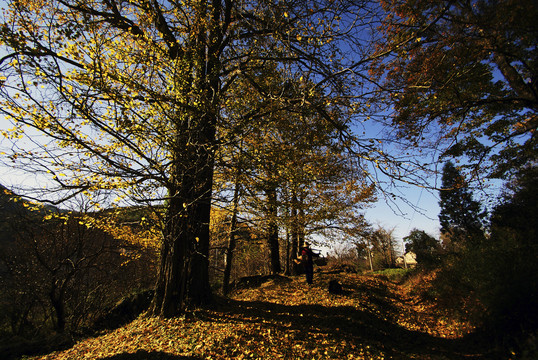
[0,184,27,214]
[0,184,60,244]
[0,183,153,245]
[0,184,26,244]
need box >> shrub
[374,268,412,283]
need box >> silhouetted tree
[439,162,485,249]
[480,165,538,340]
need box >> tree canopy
[0,0,386,315]
[372,0,538,179]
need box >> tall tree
[1,0,382,315]
[372,0,538,178]
[217,65,376,276]
[438,162,484,248]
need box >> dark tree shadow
[202,291,496,360]
[100,350,200,360]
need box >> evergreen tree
[438,162,484,248]
[491,166,538,238]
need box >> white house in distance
[396,251,417,268]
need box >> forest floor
[28,271,500,360]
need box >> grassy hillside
[27,271,500,360]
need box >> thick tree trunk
[151,109,217,316]
[150,0,221,317]
[151,147,214,316]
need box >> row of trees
[330,158,537,356]
[0,0,385,318]
[1,0,536,321]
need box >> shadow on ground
[201,277,494,359]
[100,350,200,360]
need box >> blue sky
[365,186,440,245]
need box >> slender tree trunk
[284,228,290,275]
[223,168,241,295]
[368,246,374,272]
[297,202,306,250]
[290,192,299,275]
[266,184,281,274]
[50,277,70,333]
[50,291,66,333]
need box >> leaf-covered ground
[29,272,493,360]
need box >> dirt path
[221,272,487,359]
[31,272,494,359]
